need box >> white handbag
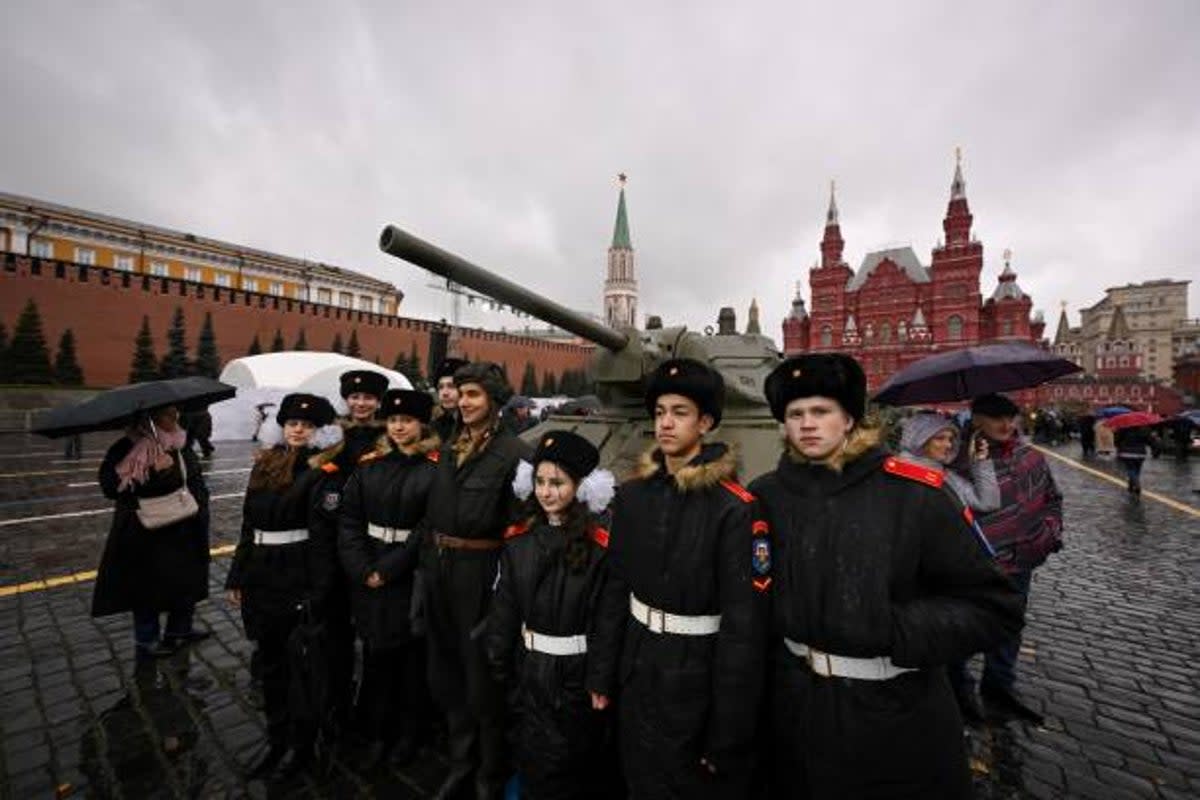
[136,451,200,530]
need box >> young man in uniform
[421,362,532,799]
[431,357,468,443]
[607,358,770,799]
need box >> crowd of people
[87,350,1072,799]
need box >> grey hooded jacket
[899,414,1001,513]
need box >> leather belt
[435,532,502,551]
[784,638,917,681]
[521,624,587,656]
[368,523,411,544]
[253,528,309,546]
[629,594,721,636]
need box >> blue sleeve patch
[752,538,771,575]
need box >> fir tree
[0,321,10,383]
[392,350,411,375]
[270,328,286,353]
[247,333,263,356]
[330,332,344,354]
[54,329,85,386]
[407,342,425,390]
[293,328,308,351]
[8,299,54,385]
[541,370,558,396]
[193,312,220,378]
[159,307,190,378]
[346,329,361,358]
[520,362,538,396]
[129,316,160,383]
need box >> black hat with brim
[276,393,336,427]
[532,430,600,483]
[644,358,725,428]
[971,393,1020,418]
[339,370,389,400]
[764,354,866,422]
[378,389,434,424]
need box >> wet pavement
[0,433,1198,798]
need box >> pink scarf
[116,421,188,492]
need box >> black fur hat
[764,354,866,422]
[276,393,336,427]
[433,357,469,383]
[532,430,600,483]
[339,370,388,400]
[378,389,434,424]
[644,358,725,428]
[971,393,1020,418]
[454,361,513,406]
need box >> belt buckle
[522,628,534,650]
[808,649,833,677]
[649,607,666,633]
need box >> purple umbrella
[873,343,1082,406]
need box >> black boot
[981,684,1044,726]
[247,743,287,778]
[953,686,985,726]
[363,739,396,772]
[432,763,474,800]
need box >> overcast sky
[3,1,1198,344]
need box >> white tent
[211,351,413,441]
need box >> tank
[379,225,784,481]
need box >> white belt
[368,523,412,544]
[629,594,721,636]
[253,528,309,545]
[784,638,917,681]
[521,624,587,656]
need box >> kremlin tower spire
[604,173,638,329]
[943,147,974,246]
[820,180,845,268]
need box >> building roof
[990,262,1028,301]
[847,246,929,292]
[611,187,632,250]
[1107,304,1132,340]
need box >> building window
[358,296,374,312]
[820,325,833,347]
[293,286,304,299]
[947,315,963,340]
[897,321,907,341]
[75,247,96,265]
[243,278,259,292]
[113,254,135,272]
[317,288,333,304]
[270,282,284,296]
[1002,318,1014,336]
[339,292,353,308]
[214,272,231,287]
[30,239,54,258]
[184,267,202,283]
[150,261,169,277]
[880,322,891,343]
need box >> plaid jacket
[975,437,1063,574]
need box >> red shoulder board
[591,526,610,549]
[426,450,440,463]
[883,457,943,489]
[320,462,339,474]
[720,480,755,504]
[504,521,531,540]
[357,451,381,465]
[963,506,975,526]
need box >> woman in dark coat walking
[93,404,211,658]
[749,355,1026,799]
[225,393,343,780]
[338,389,439,769]
[485,431,624,800]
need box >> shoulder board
[320,462,340,474]
[503,521,531,540]
[426,450,440,463]
[590,526,610,549]
[357,451,382,465]
[962,506,975,526]
[752,519,769,536]
[882,456,943,489]
[720,480,755,504]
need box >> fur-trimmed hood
[784,424,882,473]
[636,441,738,492]
[365,431,441,460]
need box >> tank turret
[379,225,784,479]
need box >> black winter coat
[485,514,625,798]
[225,447,339,639]
[749,439,1026,799]
[607,443,770,796]
[92,439,211,617]
[338,436,438,648]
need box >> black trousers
[360,641,427,743]
[256,608,314,750]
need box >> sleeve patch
[752,519,769,535]
[720,480,756,504]
[882,456,944,489]
[752,576,772,593]
[752,538,771,575]
[591,526,610,549]
[503,521,531,540]
[321,490,341,511]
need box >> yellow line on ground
[0,543,238,598]
[1034,445,1200,519]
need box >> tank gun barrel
[380,225,629,352]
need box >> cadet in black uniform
[485,431,624,800]
[226,393,342,779]
[338,389,439,770]
[422,362,532,800]
[607,358,771,799]
[430,357,468,443]
[749,355,1025,799]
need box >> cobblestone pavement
[0,433,1197,798]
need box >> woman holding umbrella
[225,393,343,780]
[92,404,212,658]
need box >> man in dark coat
[421,361,532,800]
[430,357,468,443]
[749,355,1025,799]
[607,358,770,799]
[1077,413,1096,457]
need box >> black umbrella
[873,343,1082,406]
[33,376,237,438]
